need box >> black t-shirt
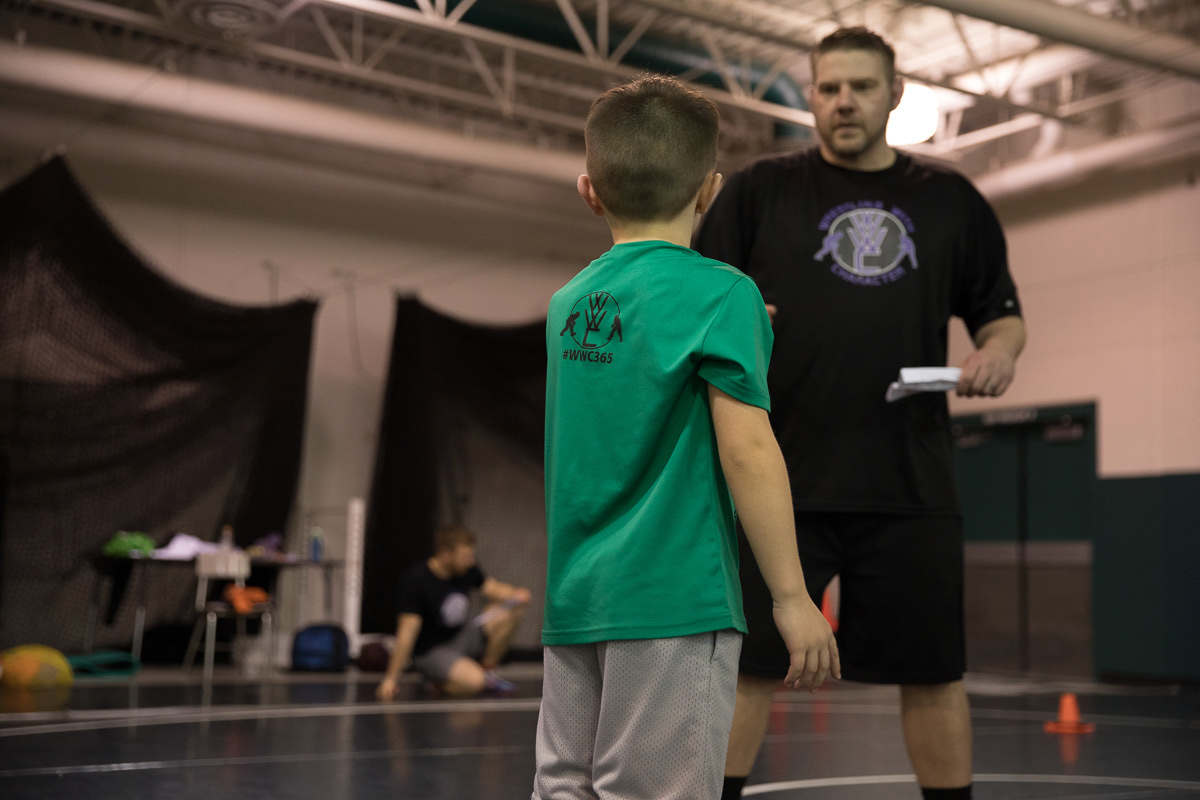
[694,148,1021,514]
[397,561,486,656]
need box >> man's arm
[708,384,840,692]
[956,315,1026,397]
[480,577,532,606]
[376,612,422,701]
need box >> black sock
[721,775,748,800]
[921,786,972,800]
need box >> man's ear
[695,172,723,215]
[891,77,904,112]
[577,174,606,217]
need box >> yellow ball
[0,645,74,689]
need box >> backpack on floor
[291,624,350,672]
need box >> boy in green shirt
[533,76,840,800]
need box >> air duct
[0,41,585,185]
[918,0,1200,82]
[974,117,1200,201]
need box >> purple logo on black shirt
[814,201,918,287]
[441,592,469,627]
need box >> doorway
[953,403,1097,677]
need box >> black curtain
[0,157,316,651]
[362,297,546,635]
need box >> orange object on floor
[820,587,838,633]
[1044,692,1096,734]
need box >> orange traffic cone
[1044,692,1096,734]
[821,586,838,633]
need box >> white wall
[948,157,1200,478]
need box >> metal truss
[2,0,1195,169]
[1,0,812,157]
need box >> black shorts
[738,512,965,685]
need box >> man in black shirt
[376,525,531,699]
[695,27,1026,800]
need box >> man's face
[448,544,477,576]
[808,49,900,167]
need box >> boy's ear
[695,172,723,215]
[577,174,607,217]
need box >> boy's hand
[773,599,840,692]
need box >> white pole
[343,497,366,657]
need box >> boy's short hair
[585,75,719,223]
[433,524,476,554]
[810,26,896,84]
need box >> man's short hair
[585,75,720,222]
[433,524,476,554]
[810,26,896,84]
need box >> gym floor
[2,666,1199,800]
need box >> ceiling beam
[917,0,1200,81]
[0,41,587,184]
[17,0,817,130]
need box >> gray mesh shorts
[532,629,742,800]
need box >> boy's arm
[708,383,841,691]
[376,612,423,701]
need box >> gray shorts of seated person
[411,622,487,683]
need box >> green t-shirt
[543,239,773,645]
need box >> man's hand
[376,676,398,701]
[956,315,1025,397]
[765,303,777,325]
[773,598,840,692]
[956,345,1015,397]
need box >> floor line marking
[744,773,1200,795]
[767,701,1200,730]
[6,697,1197,739]
[0,697,543,738]
[0,743,535,778]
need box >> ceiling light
[887,83,939,146]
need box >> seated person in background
[376,524,531,699]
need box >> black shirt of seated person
[397,561,486,657]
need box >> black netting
[0,157,316,653]
[362,298,547,647]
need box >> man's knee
[443,658,487,696]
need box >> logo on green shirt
[561,291,623,351]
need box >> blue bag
[290,624,350,672]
